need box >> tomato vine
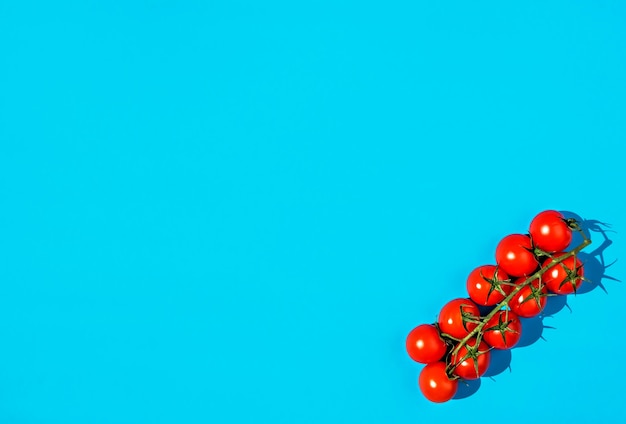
[406,211,592,403]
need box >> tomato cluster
[405,210,588,403]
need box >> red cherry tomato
[438,298,480,339]
[529,210,572,253]
[406,324,447,364]
[495,234,539,277]
[508,278,547,318]
[418,361,458,403]
[483,310,522,349]
[466,265,511,306]
[450,338,491,380]
[542,253,584,295]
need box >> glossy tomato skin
[406,324,447,364]
[438,298,480,339]
[418,361,458,403]
[466,265,511,306]
[495,234,539,277]
[483,310,522,349]
[508,278,547,318]
[450,338,491,380]
[529,210,572,253]
[542,253,584,295]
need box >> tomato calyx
[541,252,587,294]
[448,337,491,379]
[557,261,585,293]
[564,217,581,231]
[519,280,548,306]
[479,267,511,299]
[484,309,520,347]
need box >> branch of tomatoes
[406,210,591,403]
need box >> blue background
[1,1,625,422]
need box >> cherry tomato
[450,338,491,380]
[495,234,539,277]
[508,278,547,317]
[418,361,458,403]
[466,265,511,306]
[529,210,572,253]
[438,298,481,339]
[542,253,584,295]
[483,310,522,349]
[406,324,447,364]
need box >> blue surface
[1,1,625,423]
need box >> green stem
[446,226,591,374]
